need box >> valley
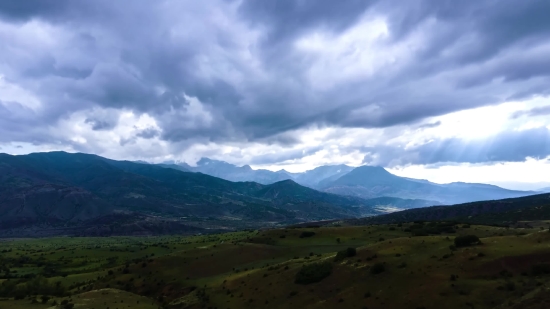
[1,152,549,308]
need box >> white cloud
[388,157,550,189]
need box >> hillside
[294,164,354,188]
[347,192,550,226]
[4,222,550,309]
[321,165,534,204]
[0,152,381,236]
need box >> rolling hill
[347,192,550,226]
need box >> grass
[1,223,550,308]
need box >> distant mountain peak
[349,165,395,178]
[196,157,234,167]
[356,165,387,171]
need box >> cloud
[136,127,160,139]
[362,127,550,167]
[416,121,441,130]
[84,118,114,131]
[511,105,550,119]
[0,0,550,169]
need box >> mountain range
[0,152,390,236]
[0,151,539,236]
[161,158,534,205]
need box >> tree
[295,261,333,284]
[454,235,480,247]
[370,263,385,274]
[334,248,357,262]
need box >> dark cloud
[238,0,377,48]
[136,127,160,139]
[0,0,549,164]
[417,121,441,130]
[84,118,115,131]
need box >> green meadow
[1,222,550,309]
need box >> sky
[1,0,550,190]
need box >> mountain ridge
[154,158,533,205]
[0,151,384,236]
[321,164,533,204]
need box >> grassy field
[1,222,550,308]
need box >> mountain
[538,187,550,193]
[0,152,382,236]
[161,158,354,188]
[177,157,292,185]
[320,165,535,204]
[348,192,550,226]
[294,164,354,188]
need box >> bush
[504,281,515,291]
[334,248,357,262]
[531,263,550,276]
[412,230,429,236]
[299,231,316,238]
[370,263,385,274]
[294,261,333,284]
[454,235,480,247]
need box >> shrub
[294,261,333,284]
[412,230,429,237]
[531,263,550,276]
[454,235,480,247]
[504,281,515,291]
[299,231,315,238]
[334,248,357,262]
[370,263,385,274]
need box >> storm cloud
[1,0,550,168]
